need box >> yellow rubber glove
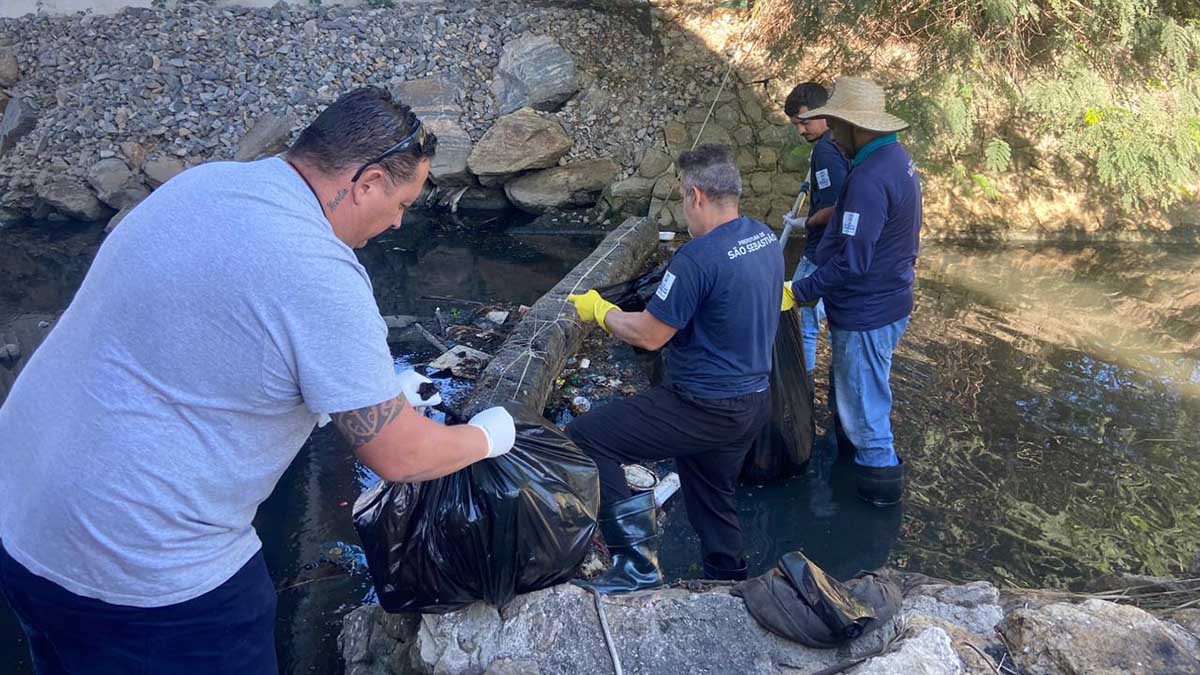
[781,281,796,312]
[567,290,618,334]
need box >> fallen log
[462,216,657,417]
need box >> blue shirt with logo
[803,132,850,260]
[793,136,923,331]
[647,216,784,399]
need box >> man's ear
[353,166,391,203]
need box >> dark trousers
[0,542,278,675]
[567,386,770,566]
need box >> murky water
[2,223,1199,673]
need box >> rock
[425,119,473,186]
[0,97,37,157]
[428,345,492,380]
[492,34,579,115]
[35,175,112,222]
[339,603,421,675]
[141,156,187,189]
[87,158,149,210]
[1001,599,1200,675]
[105,204,136,233]
[467,108,572,183]
[637,148,673,178]
[235,112,296,161]
[610,176,656,200]
[0,51,19,87]
[396,584,893,675]
[504,159,619,213]
[901,581,1004,637]
[392,75,462,122]
[485,311,510,325]
[852,627,963,675]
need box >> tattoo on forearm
[331,397,405,447]
[326,188,349,212]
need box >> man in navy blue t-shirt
[566,144,783,593]
[782,82,850,377]
[785,77,923,508]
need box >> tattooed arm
[332,395,489,482]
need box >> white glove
[397,369,442,411]
[468,406,517,459]
[783,214,808,231]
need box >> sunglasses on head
[350,121,432,183]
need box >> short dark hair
[288,86,437,184]
[784,82,829,118]
[677,144,741,202]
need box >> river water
[1,217,1198,673]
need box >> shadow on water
[3,226,1200,673]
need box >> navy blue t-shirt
[647,216,784,399]
[803,132,850,260]
[793,139,923,331]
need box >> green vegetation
[756,0,1200,212]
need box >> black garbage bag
[741,308,815,484]
[732,552,901,648]
[353,404,600,614]
[598,264,668,386]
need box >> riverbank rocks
[393,76,462,122]
[86,158,149,210]
[1001,599,1200,675]
[504,158,619,213]
[0,97,35,157]
[425,120,473,187]
[467,108,572,186]
[141,156,186,189]
[0,50,18,87]
[35,174,111,222]
[492,34,579,115]
[235,112,296,162]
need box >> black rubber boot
[703,554,749,581]
[833,414,858,464]
[576,491,663,594]
[854,459,906,508]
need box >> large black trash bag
[353,404,600,614]
[741,308,815,484]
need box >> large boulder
[86,158,150,210]
[504,159,619,213]
[467,108,572,185]
[35,175,113,222]
[392,75,462,122]
[235,112,296,161]
[0,97,37,157]
[1001,599,1200,675]
[141,156,186,189]
[492,34,579,115]
[424,119,473,186]
[852,627,962,675]
[0,50,18,88]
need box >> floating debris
[428,346,492,380]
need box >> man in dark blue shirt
[785,77,923,508]
[566,144,783,593]
[782,82,850,376]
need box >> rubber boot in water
[833,414,858,464]
[576,491,663,594]
[702,554,748,581]
[854,458,906,508]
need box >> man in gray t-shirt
[0,87,516,674]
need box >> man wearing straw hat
[782,76,923,507]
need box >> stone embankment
[0,1,810,232]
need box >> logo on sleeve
[842,211,860,236]
[656,271,677,301]
[816,168,831,190]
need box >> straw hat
[797,77,909,133]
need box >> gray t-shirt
[0,157,400,607]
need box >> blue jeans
[791,257,826,375]
[829,316,909,468]
[0,542,278,674]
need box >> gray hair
[676,144,742,202]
